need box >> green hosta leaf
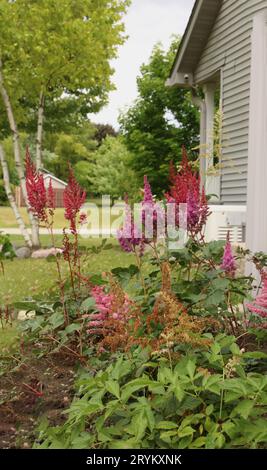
[106,380,120,399]
[231,400,255,419]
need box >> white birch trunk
[0,59,40,248]
[0,143,32,248]
[36,90,45,170]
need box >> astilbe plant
[142,175,165,241]
[165,147,210,237]
[221,232,236,277]
[247,272,267,328]
[63,165,87,295]
[25,151,87,326]
[85,274,141,352]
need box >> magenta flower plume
[25,147,47,222]
[247,274,267,326]
[142,175,165,239]
[63,165,86,232]
[221,233,236,276]
[117,203,144,254]
[143,175,153,204]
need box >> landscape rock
[15,247,32,259]
[17,310,36,321]
[31,247,63,259]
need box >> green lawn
[0,204,124,230]
[0,236,134,305]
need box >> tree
[0,0,130,247]
[94,124,118,146]
[88,136,139,201]
[119,37,199,196]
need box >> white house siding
[193,0,267,205]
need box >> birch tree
[0,0,130,246]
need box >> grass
[0,236,135,305]
[0,203,124,230]
[0,325,19,355]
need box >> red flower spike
[63,166,86,233]
[25,147,47,222]
[47,178,55,212]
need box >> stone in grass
[15,246,32,259]
[17,310,36,321]
[31,247,63,259]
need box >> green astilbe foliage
[34,338,267,449]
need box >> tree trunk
[36,90,45,170]
[0,59,40,248]
[0,143,32,248]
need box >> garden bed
[0,351,77,449]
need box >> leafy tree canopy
[88,136,139,200]
[119,37,200,195]
[0,0,130,128]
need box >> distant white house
[16,169,67,208]
[167,0,267,254]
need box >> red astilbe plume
[165,147,209,236]
[47,178,55,216]
[25,147,47,223]
[63,165,86,233]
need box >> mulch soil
[0,351,77,449]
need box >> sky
[90,0,195,129]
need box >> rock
[31,247,63,259]
[15,246,32,259]
[17,310,36,321]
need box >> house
[16,169,67,208]
[167,0,267,255]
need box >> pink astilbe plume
[25,147,47,222]
[221,232,236,276]
[142,175,165,239]
[63,166,86,233]
[86,285,132,335]
[117,202,144,255]
[247,273,267,328]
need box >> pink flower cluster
[117,203,145,255]
[142,176,165,239]
[247,273,267,327]
[86,285,131,334]
[221,233,236,276]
